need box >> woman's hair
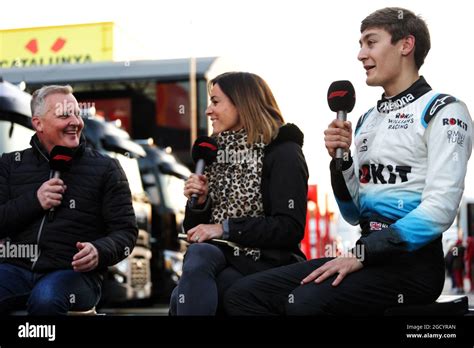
[209,72,285,144]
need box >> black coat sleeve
[91,158,138,268]
[0,153,44,238]
[182,198,212,232]
[227,142,308,248]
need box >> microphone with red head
[189,136,218,208]
[327,80,356,170]
[48,145,74,221]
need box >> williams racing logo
[442,117,468,131]
[359,164,411,184]
[387,112,414,130]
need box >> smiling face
[206,83,242,134]
[358,27,408,93]
[32,93,84,154]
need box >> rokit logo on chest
[359,163,412,184]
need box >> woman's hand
[301,253,363,286]
[187,224,223,243]
[184,174,209,206]
[324,119,352,158]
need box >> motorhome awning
[0,57,218,85]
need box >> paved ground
[99,304,169,316]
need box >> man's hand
[324,119,352,158]
[187,224,223,243]
[301,253,363,287]
[72,242,99,272]
[37,178,67,210]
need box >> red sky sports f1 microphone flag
[189,136,218,208]
[327,80,356,170]
[48,145,74,221]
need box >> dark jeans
[224,252,445,315]
[0,263,102,315]
[169,243,244,315]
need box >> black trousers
[224,240,445,316]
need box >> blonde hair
[209,72,284,144]
[31,85,73,117]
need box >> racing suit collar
[377,76,432,113]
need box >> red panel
[156,83,190,129]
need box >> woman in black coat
[169,72,308,315]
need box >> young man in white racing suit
[223,7,472,315]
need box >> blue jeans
[0,263,102,315]
[169,243,244,315]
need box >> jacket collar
[266,123,304,152]
[30,133,86,161]
[376,76,432,113]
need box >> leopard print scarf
[206,129,265,224]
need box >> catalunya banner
[0,22,114,68]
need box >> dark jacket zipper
[31,140,51,271]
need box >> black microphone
[189,136,218,208]
[48,145,74,221]
[327,80,356,171]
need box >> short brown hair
[209,72,284,144]
[361,7,430,69]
